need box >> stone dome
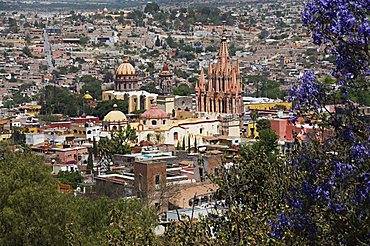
[103,104,127,122]
[116,58,136,75]
[141,105,169,119]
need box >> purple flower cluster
[350,142,370,163]
[289,71,326,111]
[269,210,317,240]
[302,0,370,80]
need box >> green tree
[144,2,160,14]
[98,125,137,159]
[105,199,157,244]
[140,82,159,94]
[0,148,74,245]
[39,85,83,117]
[11,127,25,145]
[173,84,193,96]
[92,137,98,157]
[22,46,32,57]
[55,171,83,189]
[80,75,102,100]
[79,35,90,46]
[0,144,158,245]
[166,35,177,48]
[258,29,270,40]
[93,99,128,119]
[87,148,94,173]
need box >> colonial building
[102,56,157,113]
[159,62,173,95]
[195,35,243,116]
[102,104,128,131]
[114,56,139,91]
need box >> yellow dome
[116,62,136,75]
[83,93,93,100]
[103,105,127,122]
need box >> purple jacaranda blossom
[289,71,326,110]
[350,142,370,163]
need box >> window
[173,132,178,141]
[200,128,203,134]
[152,120,157,125]
[214,167,219,176]
[87,130,91,134]
[163,120,166,124]
[155,175,160,185]
[143,120,146,125]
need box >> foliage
[141,82,160,94]
[247,75,286,99]
[39,85,83,117]
[0,149,73,245]
[0,145,157,245]
[11,127,25,145]
[258,29,270,40]
[274,0,370,243]
[105,199,157,245]
[166,35,177,48]
[22,46,32,57]
[93,99,128,119]
[55,171,83,189]
[144,2,160,14]
[98,125,137,159]
[173,84,193,96]
[87,148,93,173]
[80,75,102,100]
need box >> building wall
[244,102,292,111]
[52,147,88,164]
[174,96,193,111]
[133,161,167,196]
[102,91,155,113]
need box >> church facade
[195,36,243,116]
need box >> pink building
[50,146,88,164]
[270,119,333,143]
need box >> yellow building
[19,105,42,116]
[102,91,157,113]
[25,127,38,134]
[115,24,131,30]
[244,102,292,111]
[246,121,259,139]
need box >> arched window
[173,132,178,140]
[87,130,91,134]
[162,120,166,124]
[152,120,157,125]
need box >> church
[195,35,243,117]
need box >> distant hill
[0,0,282,11]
